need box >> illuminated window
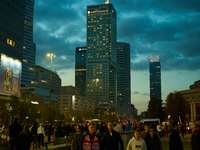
[28,68,35,71]
[7,38,15,47]
[41,80,47,83]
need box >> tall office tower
[0,0,25,61]
[86,2,117,108]
[75,47,87,96]
[149,56,161,100]
[21,0,38,87]
[117,42,131,105]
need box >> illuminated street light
[47,53,56,104]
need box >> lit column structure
[47,53,56,104]
[95,78,99,105]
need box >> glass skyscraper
[75,47,87,96]
[21,0,38,87]
[86,3,117,107]
[149,56,161,100]
[0,0,25,61]
[117,42,131,105]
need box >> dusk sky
[33,0,200,114]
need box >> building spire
[105,0,109,4]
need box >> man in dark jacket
[103,122,124,150]
[191,123,200,150]
[169,122,183,150]
[9,117,23,150]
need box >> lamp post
[47,53,56,104]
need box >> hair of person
[107,121,113,125]
[172,122,178,128]
[76,125,82,130]
[144,126,159,143]
[89,122,96,126]
[13,117,18,123]
[23,124,30,136]
[134,129,141,133]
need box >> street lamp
[47,53,56,104]
[94,78,99,103]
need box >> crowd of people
[2,117,200,150]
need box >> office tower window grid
[149,56,161,100]
[86,4,117,106]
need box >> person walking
[103,122,124,150]
[191,123,200,150]
[169,122,183,150]
[37,123,46,148]
[144,126,163,150]
[126,129,147,150]
[46,122,53,142]
[71,125,83,150]
[141,124,150,139]
[181,123,187,138]
[31,122,38,149]
[80,122,102,150]
[9,117,23,150]
[18,124,33,150]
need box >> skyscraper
[117,42,131,105]
[0,0,25,61]
[75,47,87,96]
[86,3,117,108]
[21,0,38,87]
[149,56,161,100]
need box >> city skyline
[33,0,200,114]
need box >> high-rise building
[75,47,86,96]
[149,56,161,100]
[86,3,117,108]
[117,42,131,105]
[21,0,38,87]
[0,0,25,61]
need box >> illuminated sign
[149,56,160,62]
[31,101,39,105]
[7,38,15,47]
[0,54,22,96]
[79,48,87,51]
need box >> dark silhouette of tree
[165,91,189,122]
[147,98,165,122]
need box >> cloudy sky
[33,0,200,114]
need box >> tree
[0,101,10,125]
[165,91,189,122]
[147,98,165,122]
[40,103,64,123]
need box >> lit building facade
[59,86,96,114]
[75,47,86,96]
[21,0,38,87]
[117,42,131,105]
[149,56,161,100]
[86,3,117,108]
[179,80,200,121]
[0,0,25,61]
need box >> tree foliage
[165,91,189,122]
[147,98,165,122]
[40,103,65,123]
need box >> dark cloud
[142,93,150,96]
[33,0,200,73]
[133,91,140,94]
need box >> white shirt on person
[126,137,147,150]
[37,126,45,136]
